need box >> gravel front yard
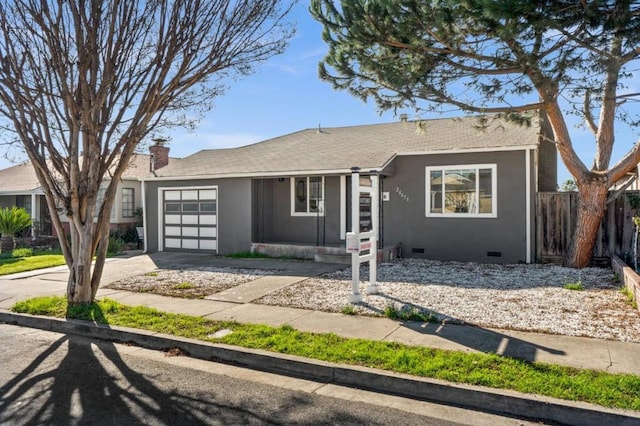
[106,266,276,299]
[107,259,640,342]
[255,259,640,342]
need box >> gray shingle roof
[153,116,541,179]
[0,154,157,193]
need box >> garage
[161,187,217,252]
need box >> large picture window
[426,164,497,218]
[291,176,324,216]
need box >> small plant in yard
[384,303,436,322]
[563,281,584,291]
[107,236,125,255]
[144,271,159,277]
[173,282,194,290]
[621,287,638,309]
[11,248,33,258]
[341,304,356,315]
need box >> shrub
[341,304,356,315]
[110,225,139,244]
[384,303,437,322]
[11,248,33,258]
[107,236,125,255]
[173,282,194,290]
[0,207,32,253]
[563,281,584,291]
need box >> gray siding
[253,176,342,245]
[381,151,531,263]
[144,178,252,255]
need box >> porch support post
[339,175,346,240]
[141,179,147,253]
[365,171,378,295]
[349,167,363,303]
[31,192,37,241]
[525,148,532,263]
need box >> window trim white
[425,164,497,218]
[121,187,135,218]
[290,176,325,217]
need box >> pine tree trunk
[564,181,609,268]
[0,235,14,254]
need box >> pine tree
[311,0,640,267]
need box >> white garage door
[162,187,217,252]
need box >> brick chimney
[149,138,169,172]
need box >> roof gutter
[136,145,538,182]
[139,167,385,182]
[394,145,539,157]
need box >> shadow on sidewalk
[378,293,565,363]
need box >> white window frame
[95,182,116,220]
[290,176,325,217]
[425,164,497,218]
[122,188,135,218]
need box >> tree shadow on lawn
[377,293,566,363]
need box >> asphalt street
[0,324,542,426]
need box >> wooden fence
[536,191,640,264]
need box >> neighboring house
[0,153,156,237]
[142,114,556,264]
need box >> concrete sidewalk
[1,252,639,424]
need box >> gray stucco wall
[381,150,531,263]
[253,176,342,245]
[144,178,252,255]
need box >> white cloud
[299,46,326,61]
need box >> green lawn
[0,253,66,275]
[11,296,640,412]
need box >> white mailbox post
[347,167,379,303]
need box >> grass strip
[11,296,640,411]
[0,254,66,275]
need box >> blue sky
[159,3,407,158]
[1,2,638,185]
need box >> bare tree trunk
[67,222,95,306]
[564,181,609,268]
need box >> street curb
[1,310,639,426]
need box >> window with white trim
[122,188,135,217]
[15,195,32,216]
[291,176,324,216]
[426,164,497,217]
[95,183,116,219]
